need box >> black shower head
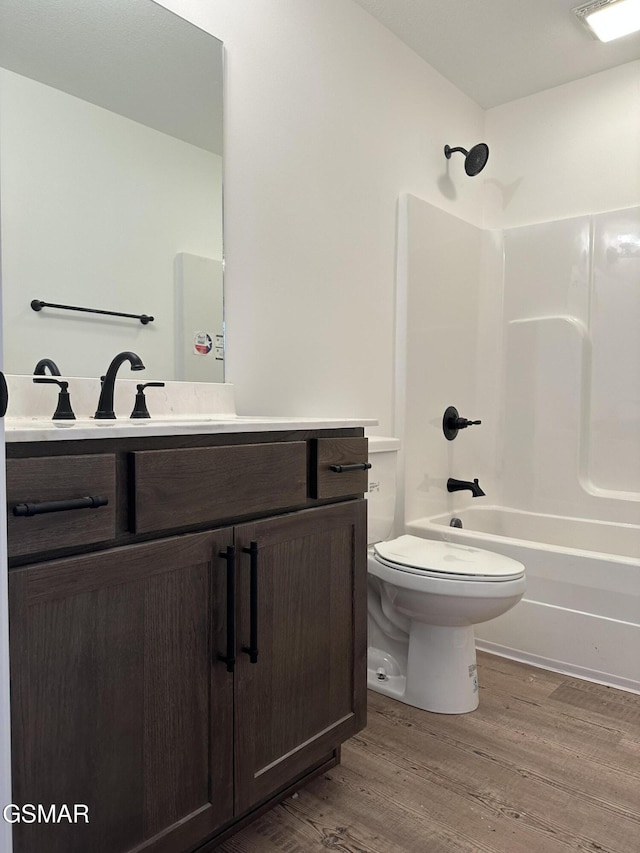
[444,142,489,176]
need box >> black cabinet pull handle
[242,541,259,664]
[329,462,372,473]
[13,495,108,517]
[217,546,236,673]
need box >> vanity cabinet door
[9,530,234,853]
[233,500,367,815]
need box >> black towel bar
[31,300,154,325]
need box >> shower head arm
[444,145,469,159]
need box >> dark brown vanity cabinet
[6,432,367,853]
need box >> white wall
[484,60,640,229]
[0,69,222,380]
[157,0,484,433]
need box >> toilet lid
[374,535,525,581]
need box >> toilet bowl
[366,437,526,714]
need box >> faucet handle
[130,382,165,419]
[443,406,482,440]
[33,377,75,421]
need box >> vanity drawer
[6,455,117,558]
[311,437,369,499]
[131,441,307,534]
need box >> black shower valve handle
[457,418,482,429]
[442,406,481,441]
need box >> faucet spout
[34,358,61,376]
[447,477,485,498]
[95,351,145,419]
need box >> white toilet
[366,436,526,714]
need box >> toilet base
[367,624,480,714]
[407,623,479,714]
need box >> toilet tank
[366,436,401,544]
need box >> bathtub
[406,506,640,694]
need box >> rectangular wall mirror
[0,0,224,382]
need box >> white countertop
[5,415,377,442]
[4,375,376,441]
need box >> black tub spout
[447,477,485,498]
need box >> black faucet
[34,358,61,376]
[447,477,485,498]
[94,351,145,419]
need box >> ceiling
[352,0,640,108]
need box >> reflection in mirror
[0,0,224,382]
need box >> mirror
[0,0,224,382]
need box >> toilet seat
[373,534,525,582]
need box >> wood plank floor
[218,652,640,853]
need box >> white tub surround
[4,376,376,441]
[407,509,640,694]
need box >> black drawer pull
[329,462,372,473]
[242,541,259,664]
[218,546,236,673]
[13,495,109,517]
